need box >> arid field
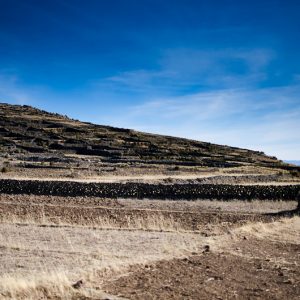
[0,104,300,299]
[0,188,299,299]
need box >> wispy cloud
[159,48,274,84]
[126,85,299,121]
[105,85,300,160]
[101,48,275,95]
[103,70,177,94]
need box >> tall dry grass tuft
[235,216,300,244]
[0,210,184,233]
[94,213,182,232]
[0,272,75,299]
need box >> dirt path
[1,173,299,185]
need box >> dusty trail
[1,173,299,185]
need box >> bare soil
[103,217,300,299]
[103,239,300,300]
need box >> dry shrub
[0,167,9,173]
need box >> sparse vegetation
[1,103,297,179]
[0,103,299,299]
[0,195,299,299]
[1,166,9,173]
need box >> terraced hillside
[0,103,296,178]
[1,103,300,300]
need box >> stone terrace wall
[0,179,299,200]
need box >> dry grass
[120,198,298,214]
[235,216,300,244]
[1,193,299,299]
[2,194,297,214]
[0,210,183,233]
[0,219,203,299]
[204,216,300,255]
[1,214,299,299]
[0,272,73,300]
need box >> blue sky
[0,0,299,160]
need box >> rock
[203,245,210,253]
[283,278,294,284]
[72,279,83,289]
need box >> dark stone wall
[0,179,299,200]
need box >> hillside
[0,103,297,180]
[1,103,300,300]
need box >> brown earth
[102,217,300,300]
[103,238,300,300]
